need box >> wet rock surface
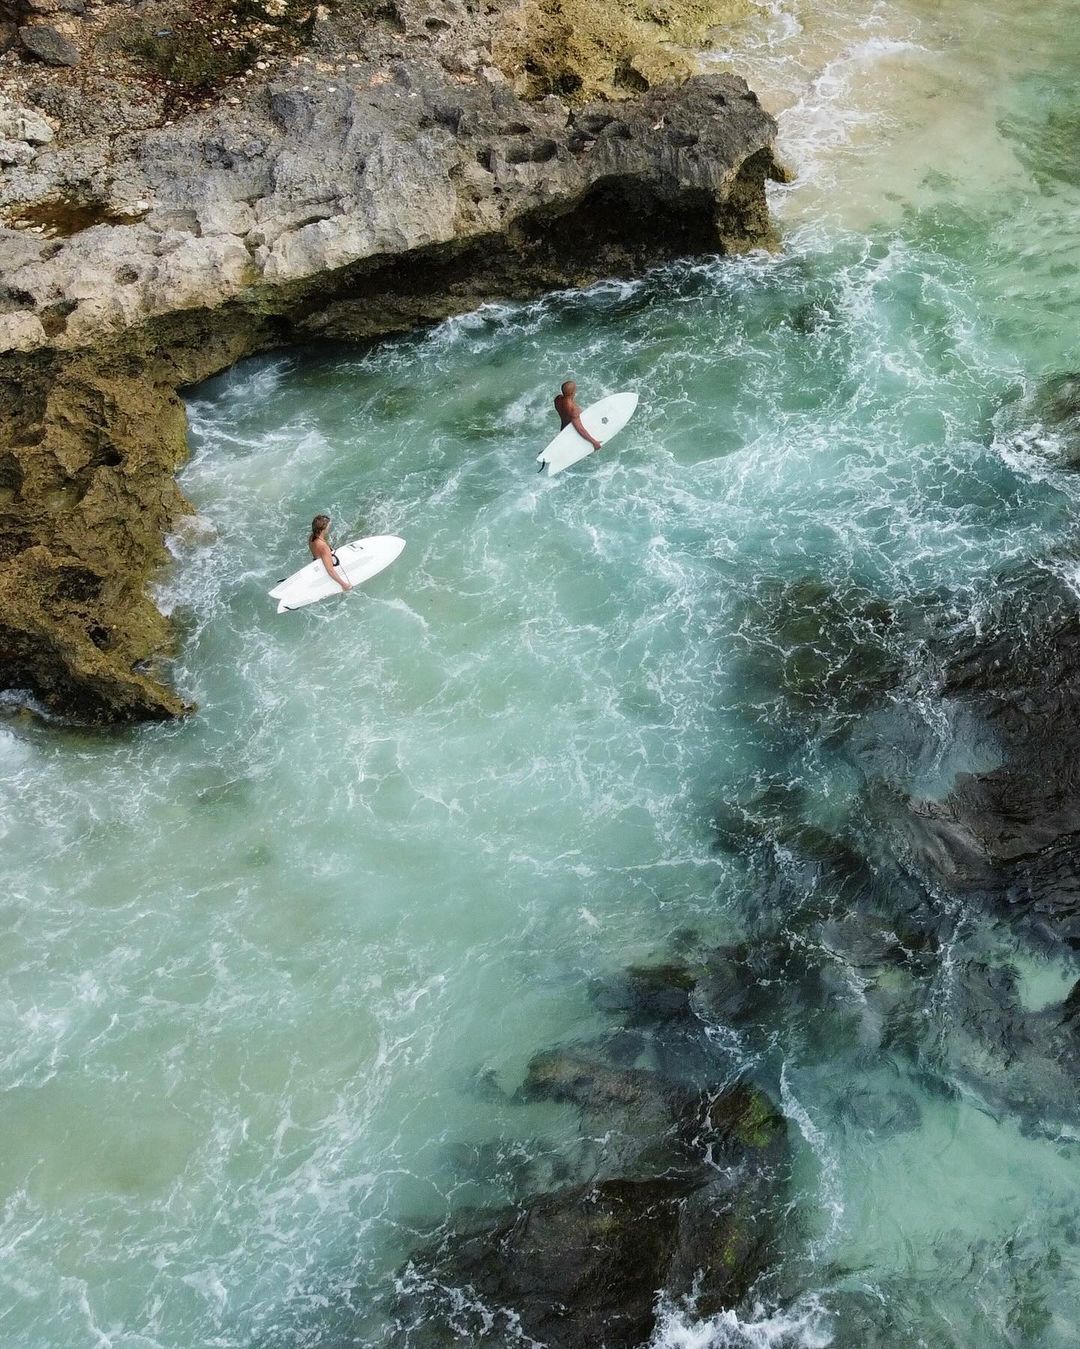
[395,1036,786,1348]
[891,568,1080,947]
[386,873,809,1348]
[0,4,781,721]
[731,574,906,719]
[1032,371,1080,466]
[395,848,1080,1349]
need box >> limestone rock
[0,139,36,166]
[0,99,55,144]
[0,311,48,351]
[29,0,88,11]
[490,0,753,101]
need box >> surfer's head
[310,514,330,542]
[561,380,576,397]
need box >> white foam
[780,1064,845,1252]
[0,725,31,769]
[652,1297,833,1348]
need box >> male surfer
[554,380,602,453]
[309,514,352,592]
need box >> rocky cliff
[0,1,782,721]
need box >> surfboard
[537,392,639,477]
[270,535,405,613]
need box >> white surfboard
[270,535,405,613]
[537,391,639,477]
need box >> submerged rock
[590,958,699,1025]
[588,904,939,1079]
[892,568,1080,947]
[398,1175,715,1349]
[523,1046,697,1117]
[833,1087,920,1137]
[396,1076,785,1348]
[938,957,1080,1122]
[731,575,905,719]
[1032,372,1080,465]
[711,777,868,874]
[392,967,787,1349]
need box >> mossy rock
[491,0,755,101]
[123,23,252,89]
[397,1084,786,1347]
[715,1080,783,1151]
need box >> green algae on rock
[492,0,757,101]
[397,1046,785,1348]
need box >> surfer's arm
[571,415,602,450]
[314,542,352,590]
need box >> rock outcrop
[0,20,781,720]
[396,1047,785,1348]
[1032,370,1080,468]
[890,567,1080,947]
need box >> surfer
[555,380,602,453]
[309,515,352,592]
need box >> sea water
[3,0,1080,1343]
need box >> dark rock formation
[0,53,781,721]
[18,22,79,66]
[731,574,905,720]
[389,923,793,1349]
[398,1169,773,1349]
[399,1176,710,1349]
[591,959,699,1026]
[397,1051,786,1349]
[1032,370,1080,467]
[891,568,1080,946]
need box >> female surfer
[309,515,352,591]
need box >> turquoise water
[4,0,1080,1344]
